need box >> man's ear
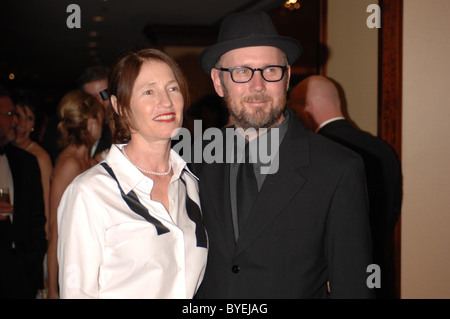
[304,99,313,113]
[211,69,225,97]
[285,65,292,92]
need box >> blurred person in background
[46,90,104,299]
[0,85,47,298]
[289,75,402,298]
[12,89,53,238]
[78,66,113,158]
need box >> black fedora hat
[199,11,302,73]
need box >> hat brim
[199,35,303,73]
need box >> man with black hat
[191,11,373,298]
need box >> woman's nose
[159,91,173,108]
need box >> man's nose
[12,112,19,124]
[249,71,266,92]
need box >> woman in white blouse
[57,48,207,298]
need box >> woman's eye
[169,86,180,92]
[144,90,153,95]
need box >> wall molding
[378,0,403,299]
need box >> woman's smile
[153,112,176,122]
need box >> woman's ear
[87,118,101,140]
[110,95,119,115]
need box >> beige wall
[327,0,379,135]
[327,0,450,298]
[401,0,450,298]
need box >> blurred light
[9,73,15,80]
[89,50,98,56]
[87,41,98,48]
[92,16,104,22]
[284,0,301,10]
[89,30,100,37]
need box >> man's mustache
[242,94,272,103]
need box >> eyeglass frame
[0,111,17,118]
[216,65,288,83]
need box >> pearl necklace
[120,146,172,176]
[25,142,35,151]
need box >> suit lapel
[234,114,311,258]
[202,161,237,255]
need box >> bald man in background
[289,75,403,298]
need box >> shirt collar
[105,144,196,194]
[170,147,198,181]
[316,117,345,133]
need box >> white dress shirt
[0,154,14,205]
[315,117,345,132]
[0,154,14,225]
[57,144,207,299]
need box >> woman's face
[128,60,184,142]
[87,115,103,141]
[14,105,34,145]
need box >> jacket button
[232,265,240,273]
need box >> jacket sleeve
[29,156,47,289]
[326,156,375,299]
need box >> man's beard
[223,87,286,130]
[1,128,16,146]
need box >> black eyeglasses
[0,111,17,118]
[217,65,287,83]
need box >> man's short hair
[77,66,110,89]
[0,85,14,103]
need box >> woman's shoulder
[30,144,53,168]
[53,152,83,179]
[65,162,116,200]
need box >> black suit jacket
[318,119,402,298]
[92,123,112,157]
[318,119,402,231]
[0,144,47,298]
[192,110,373,299]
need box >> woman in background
[57,48,207,298]
[13,90,53,237]
[12,90,53,298]
[47,90,104,299]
